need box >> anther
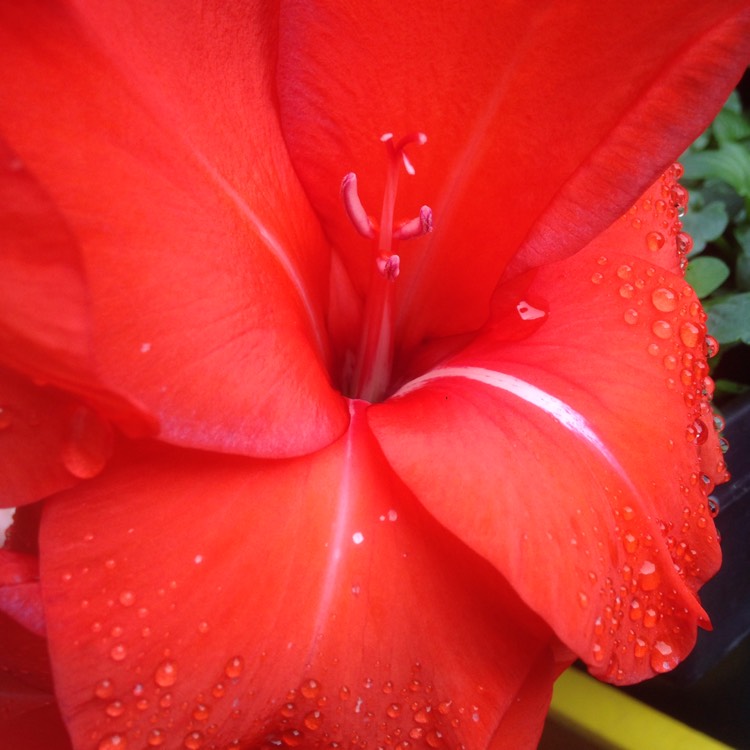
[392,205,433,240]
[377,254,401,280]
[341,172,376,238]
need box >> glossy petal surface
[0,1,348,458]
[278,0,750,352]
[370,176,724,683]
[41,405,564,749]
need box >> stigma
[341,132,433,402]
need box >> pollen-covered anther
[381,131,428,175]
[341,172,376,239]
[376,253,401,281]
[393,205,433,240]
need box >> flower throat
[341,133,432,402]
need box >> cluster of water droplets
[253,664,479,750]
[582,163,727,680]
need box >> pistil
[341,133,432,402]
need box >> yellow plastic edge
[548,668,733,750]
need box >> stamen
[392,205,433,240]
[341,172,376,239]
[376,254,401,280]
[342,132,431,402]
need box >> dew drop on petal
[652,320,672,340]
[639,561,660,591]
[147,729,166,747]
[98,735,127,750]
[94,679,115,699]
[516,300,547,321]
[184,731,204,749]
[650,641,679,673]
[646,231,665,252]
[225,655,244,679]
[623,309,639,325]
[110,644,127,662]
[304,710,323,731]
[300,679,321,699]
[154,659,178,687]
[119,590,135,607]
[651,287,677,312]
[679,321,701,348]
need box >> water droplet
[281,729,303,747]
[387,509,398,521]
[652,320,672,340]
[619,283,635,299]
[577,591,589,609]
[686,418,708,445]
[651,287,677,312]
[212,682,226,699]
[192,703,210,722]
[304,710,323,730]
[617,264,632,280]
[98,735,127,750]
[623,532,638,553]
[224,655,244,679]
[590,272,603,285]
[629,599,642,621]
[516,300,547,321]
[679,321,700,348]
[708,497,720,518]
[705,335,719,358]
[352,531,364,545]
[110,644,127,662]
[639,561,660,591]
[119,590,135,607]
[623,308,639,325]
[61,406,113,479]
[147,729,165,747]
[300,679,321,699]
[645,232,665,252]
[338,685,351,701]
[184,731,204,749]
[105,700,125,718]
[676,232,693,254]
[94,679,115,699]
[643,608,658,628]
[650,641,679,673]
[197,621,210,634]
[154,659,177,687]
[386,703,402,718]
[634,638,648,658]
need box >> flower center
[341,133,433,402]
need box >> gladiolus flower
[1,2,750,749]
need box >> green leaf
[706,292,750,344]
[680,143,750,198]
[681,201,728,253]
[685,256,730,298]
[713,108,750,145]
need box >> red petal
[277,2,750,348]
[369,233,724,683]
[0,367,118,506]
[0,2,347,458]
[0,550,45,637]
[0,673,71,750]
[40,407,565,749]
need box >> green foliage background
[681,84,750,403]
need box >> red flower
[1,2,749,748]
